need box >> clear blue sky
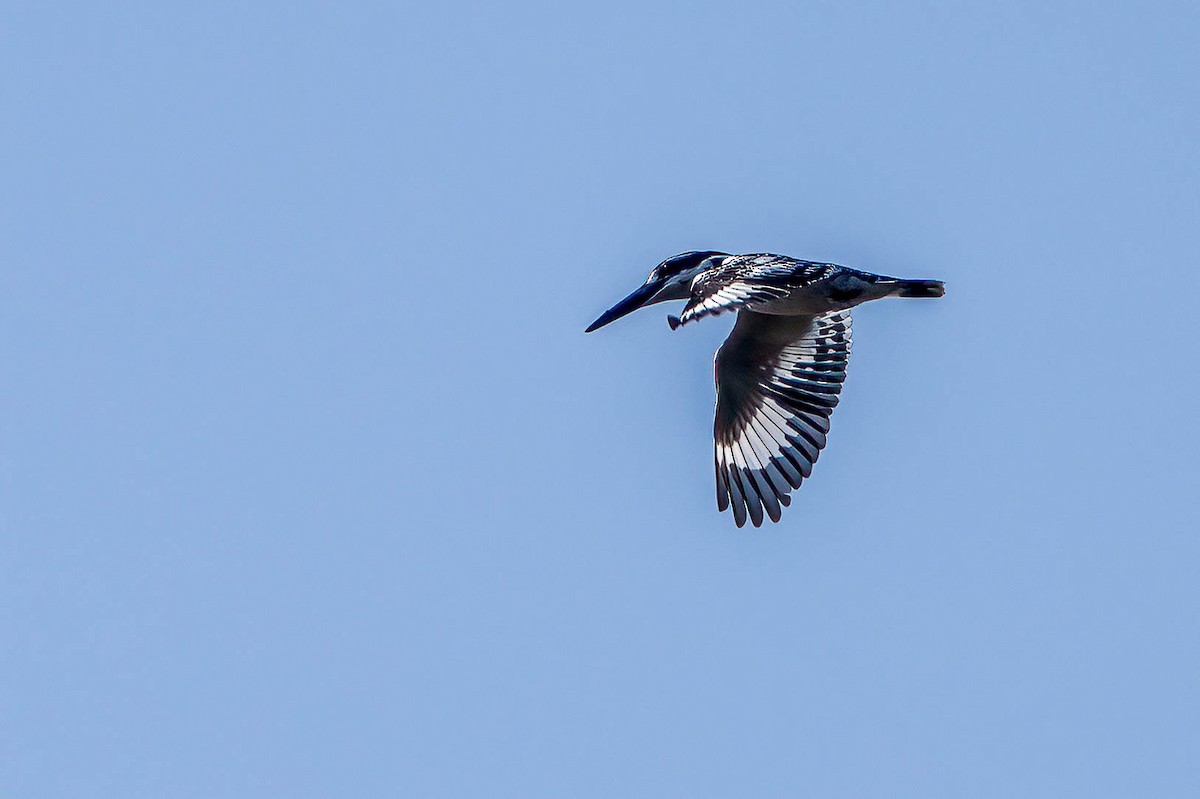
[3,1,1198,796]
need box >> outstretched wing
[671,255,839,328]
[713,310,852,527]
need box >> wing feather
[713,310,852,527]
[671,255,841,329]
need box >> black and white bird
[586,251,944,528]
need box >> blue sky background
[3,1,1198,796]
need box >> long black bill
[585,280,665,332]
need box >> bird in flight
[586,251,944,527]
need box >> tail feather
[891,279,945,298]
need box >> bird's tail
[887,279,945,298]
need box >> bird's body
[587,251,944,528]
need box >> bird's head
[586,250,728,332]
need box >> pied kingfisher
[586,251,944,528]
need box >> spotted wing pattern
[672,255,840,328]
[713,309,852,527]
